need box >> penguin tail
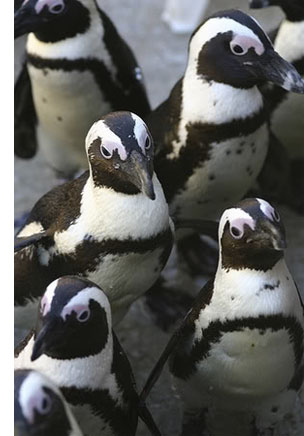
[138,402,162,436]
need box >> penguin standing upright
[250,0,304,208]
[14,111,173,329]
[15,369,83,436]
[14,0,151,176]
[15,276,161,436]
[146,9,304,272]
[140,198,304,436]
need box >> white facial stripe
[60,286,111,323]
[190,17,263,62]
[19,371,60,424]
[219,207,255,240]
[231,34,264,55]
[40,279,59,317]
[85,120,127,161]
[61,304,90,321]
[35,0,64,14]
[132,113,148,153]
[257,198,276,222]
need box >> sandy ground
[14,0,304,435]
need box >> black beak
[124,150,156,200]
[14,1,43,39]
[31,325,49,361]
[248,49,304,93]
[249,0,270,8]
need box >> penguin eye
[230,226,243,239]
[37,394,52,415]
[49,1,65,14]
[230,42,247,56]
[145,136,151,150]
[77,308,90,322]
[101,145,113,159]
[272,210,280,222]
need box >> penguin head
[218,198,286,271]
[85,111,156,200]
[31,276,111,361]
[14,0,90,40]
[14,369,75,435]
[189,9,304,92]
[249,0,304,21]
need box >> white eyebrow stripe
[257,198,276,221]
[85,120,128,161]
[189,17,263,62]
[219,207,255,240]
[131,113,148,152]
[40,279,59,316]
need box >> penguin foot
[177,233,219,277]
[144,279,194,332]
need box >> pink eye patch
[35,0,65,14]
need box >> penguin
[249,0,304,212]
[146,9,304,273]
[14,111,174,329]
[140,198,304,436]
[14,369,83,436]
[15,276,161,436]
[14,0,151,176]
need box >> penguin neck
[21,331,114,392]
[274,19,304,65]
[33,0,93,43]
[218,243,284,273]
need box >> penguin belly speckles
[15,276,161,436]
[14,0,151,176]
[140,198,304,436]
[147,9,304,226]
[14,111,173,329]
[15,369,83,436]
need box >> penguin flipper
[95,7,151,117]
[139,279,214,404]
[14,231,49,252]
[15,63,37,159]
[138,403,162,436]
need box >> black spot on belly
[252,147,256,154]
[57,116,63,122]
[240,141,245,147]
[42,69,48,76]
[226,150,231,156]
[271,406,278,413]
[208,174,215,181]
[42,97,47,103]
[236,149,242,155]
[264,280,280,291]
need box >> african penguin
[14,369,83,436]
[14,276,161,436]
[14,111,174,329]
[146,9,304,272]
[140,198,304,436]
[14,0,151,176]
[250,0,304,211]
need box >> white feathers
[41,279,59,316]
[275,20,304,65]
[257,198,278,223]
[218,208,255,241]
[131,112,149,153]
[18,221,44,238]
[85,120,127,161]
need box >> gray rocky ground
[14,0,304,434]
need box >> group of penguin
[14,0,304,435]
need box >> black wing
[139,279,214,405]
[95,6,151,118]
[15,63,37,158]
[112,332,162,436]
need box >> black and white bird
[250,0,304,209]
[14,111,173,329]
[14,0,151,176]
[14,369,83,436]
[146,9,304,272]
[140,198,304,436]
[15,276,161,436]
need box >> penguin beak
[248,49,304,93]
[31,325,50,361]
[123,150,156,200]
[249,0,271,8]
[14,1,43,39]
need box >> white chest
[170,124,268,220]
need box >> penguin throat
[220,247,284,272]
[91,167,141,196]
[34,2,91,43]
